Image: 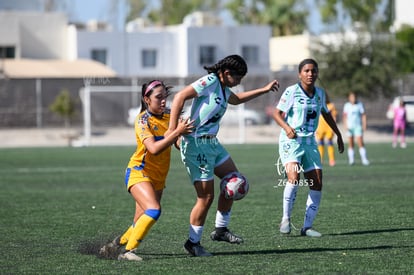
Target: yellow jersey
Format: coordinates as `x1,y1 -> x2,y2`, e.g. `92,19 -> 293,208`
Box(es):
127,110 -> 171,185
317,102 -> 337,133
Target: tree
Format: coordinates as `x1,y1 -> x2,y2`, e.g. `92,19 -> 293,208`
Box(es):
226,0 -> 308,36
318,0 -> 393,32
49,89 -> 77,146
312,34 -> 398,98
49,88 -> 76,127
395,25 -> 414,73
125,0 -> 146,23
126,0 -> 220,25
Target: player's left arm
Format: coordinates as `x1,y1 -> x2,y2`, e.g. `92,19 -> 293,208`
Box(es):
322,111 -> 344,153
228,80 -> 279,105
144,118 -> 193,155
361,113 -> 367,131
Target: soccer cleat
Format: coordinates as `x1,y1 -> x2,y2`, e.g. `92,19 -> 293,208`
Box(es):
184,240 -> 212,257
301,228 -> 322,237
329,160 -> 336,167
279,219 -> 291,234
362,159 -> 370,166
117,250 -> 143,261
99,236 -> 122,259
210,228 -> 243,244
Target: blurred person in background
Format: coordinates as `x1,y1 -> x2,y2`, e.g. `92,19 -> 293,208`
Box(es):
316,94 -> 338,166
342,92 -> 369,165
392,99 -> 407,148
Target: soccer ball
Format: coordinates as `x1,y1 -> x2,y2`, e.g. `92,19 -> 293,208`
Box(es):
220,172 -> 249,201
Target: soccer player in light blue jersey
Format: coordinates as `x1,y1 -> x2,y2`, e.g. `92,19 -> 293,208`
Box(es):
343,92 -> 370,165
168,54 -> 280,256
273,59 -> 344,237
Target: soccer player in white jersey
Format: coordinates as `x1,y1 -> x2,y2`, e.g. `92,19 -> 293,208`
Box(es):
273,58 -> 344,237
168,54 -> 280,256
342,92 -> 370,165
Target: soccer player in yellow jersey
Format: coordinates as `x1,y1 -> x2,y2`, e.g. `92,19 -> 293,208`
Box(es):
99,80 -> 193,261
316,95 -> 338,166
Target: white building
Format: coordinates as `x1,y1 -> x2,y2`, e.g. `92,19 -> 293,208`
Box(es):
76,24 -> 272,77
0,11 -> 69,59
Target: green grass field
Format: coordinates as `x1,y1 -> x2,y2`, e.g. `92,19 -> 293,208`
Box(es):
0,143 -> 413,274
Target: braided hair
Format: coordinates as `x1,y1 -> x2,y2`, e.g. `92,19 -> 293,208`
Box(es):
203,54 -> 248,76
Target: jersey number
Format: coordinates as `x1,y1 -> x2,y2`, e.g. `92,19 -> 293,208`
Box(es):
197,154 -> 207,164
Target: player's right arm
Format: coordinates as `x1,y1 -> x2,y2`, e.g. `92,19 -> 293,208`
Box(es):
273,88 -> 296,139
168,85 -> 197,133
273,109 -> 296,139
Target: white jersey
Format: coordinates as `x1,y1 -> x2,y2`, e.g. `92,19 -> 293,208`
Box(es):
186,73 -> 231,137
343,101 -> 365,129
277,83 -> 328,145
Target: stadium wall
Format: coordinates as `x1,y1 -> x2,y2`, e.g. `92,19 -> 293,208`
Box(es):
0,73 -> 413,128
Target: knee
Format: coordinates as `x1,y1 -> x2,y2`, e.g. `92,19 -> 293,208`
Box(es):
198,193 -> 214,208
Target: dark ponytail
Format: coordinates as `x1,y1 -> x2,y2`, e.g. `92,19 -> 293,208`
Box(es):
203,54 -> 248,76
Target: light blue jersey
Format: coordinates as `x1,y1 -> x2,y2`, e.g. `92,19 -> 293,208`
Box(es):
277,83 -> 328,145
343,101 -> 365,129
186,73 -> 231,137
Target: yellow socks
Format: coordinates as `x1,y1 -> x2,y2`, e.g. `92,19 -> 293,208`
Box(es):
327,145 -> 335,164
318,145 -> 325,161
119,225 -> 133,245
125,209 -> 161,251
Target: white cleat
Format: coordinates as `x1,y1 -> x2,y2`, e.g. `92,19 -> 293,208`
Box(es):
117,250 -> 143,261
279,219 -> 291,234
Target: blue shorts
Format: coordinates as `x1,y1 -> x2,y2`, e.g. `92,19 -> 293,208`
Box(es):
180,136 -> 230,183
347,126 -> 363,137
279,139 -> 322,172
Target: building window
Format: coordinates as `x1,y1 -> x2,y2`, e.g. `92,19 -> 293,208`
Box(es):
0,46 -> 16,58
142,49 -> 157,68
242,45 -> 259,65
199,46 -> 216,65
91,49 -> 107,64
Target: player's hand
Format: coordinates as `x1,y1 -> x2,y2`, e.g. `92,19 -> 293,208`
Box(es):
265,80 -> 280,93
177,117 -> 194,135
337,136 -> 344,153
285,126 -> 297,139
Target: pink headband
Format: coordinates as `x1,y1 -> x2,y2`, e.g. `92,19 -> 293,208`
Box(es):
144,81 -> 163,96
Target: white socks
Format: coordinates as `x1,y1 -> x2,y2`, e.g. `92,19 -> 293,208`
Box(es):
189,225 -> 203,243
348,148 -> 354,164
215,210 -> 231,228
348,147 -> 369,165
189,211 -> 232,243
359,147 -> 369,165
303,190 -> 322,229
282,183 -> 298,221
